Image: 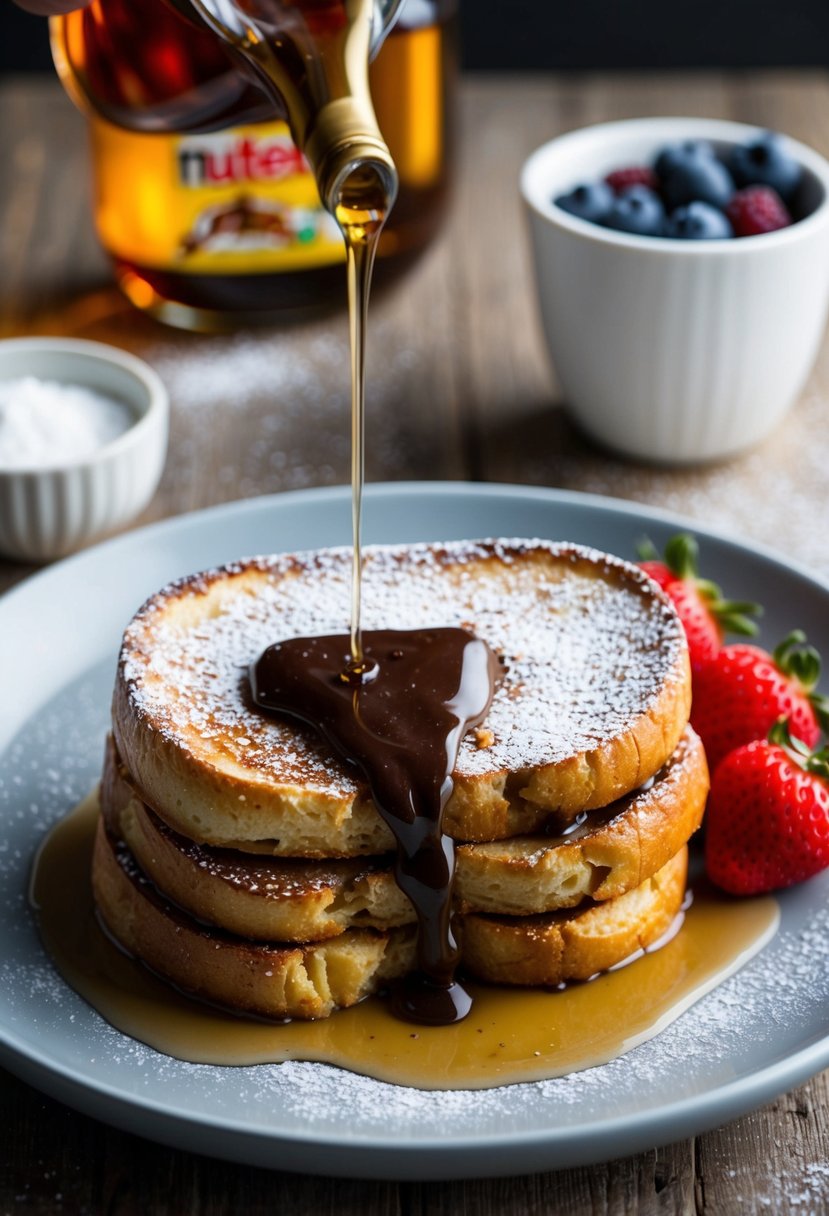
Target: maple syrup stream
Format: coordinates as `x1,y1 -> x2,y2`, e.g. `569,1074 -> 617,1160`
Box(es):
336,168 -> 386,677
246,76 -> 500,1020
251,182 -> 501,1021
141,0 -> 495,1022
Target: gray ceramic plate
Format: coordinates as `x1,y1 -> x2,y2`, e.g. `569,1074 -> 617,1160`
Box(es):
1,483 -> 828,1181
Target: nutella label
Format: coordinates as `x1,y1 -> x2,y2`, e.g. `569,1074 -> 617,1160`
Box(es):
176,130 -> 305,187
90,119 -> 345,273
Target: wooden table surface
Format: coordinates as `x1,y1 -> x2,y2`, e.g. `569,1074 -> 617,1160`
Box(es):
1,71 -> 829,1215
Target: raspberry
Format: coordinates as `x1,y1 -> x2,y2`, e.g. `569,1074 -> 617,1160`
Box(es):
605,166 -> 659,195
727,186 -> 792,237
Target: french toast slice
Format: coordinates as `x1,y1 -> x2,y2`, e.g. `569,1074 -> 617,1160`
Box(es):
454,728 -> 703,915
458,847 -> 688,987
92,819 -> 688,1019
113,540 -> 691,855
92,817 -> 415,1021
101,727 -> 706,941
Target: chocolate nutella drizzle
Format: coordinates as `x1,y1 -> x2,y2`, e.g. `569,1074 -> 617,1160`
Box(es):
250,627 -> 500,1024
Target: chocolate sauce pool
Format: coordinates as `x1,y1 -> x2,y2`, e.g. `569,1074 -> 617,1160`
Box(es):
250,627 -> 500,1024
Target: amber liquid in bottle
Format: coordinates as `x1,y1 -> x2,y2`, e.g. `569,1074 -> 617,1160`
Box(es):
51,0 -> 455,328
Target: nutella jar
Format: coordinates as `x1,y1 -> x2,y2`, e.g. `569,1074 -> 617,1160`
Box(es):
51,0 -> 457,329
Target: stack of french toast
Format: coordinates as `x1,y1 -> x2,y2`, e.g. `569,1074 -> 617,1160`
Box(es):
93,539 -> 708,1020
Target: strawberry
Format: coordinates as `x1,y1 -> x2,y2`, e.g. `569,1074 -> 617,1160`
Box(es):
691,630 -> 829,774
705,719 -> 829,894
638,533 -> 761,672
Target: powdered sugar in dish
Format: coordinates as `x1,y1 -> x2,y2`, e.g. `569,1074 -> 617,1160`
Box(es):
0,377 -> 133,469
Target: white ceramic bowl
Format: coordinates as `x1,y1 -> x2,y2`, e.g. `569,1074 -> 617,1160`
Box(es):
521,117 -> 829,464
0,338 -> 168,561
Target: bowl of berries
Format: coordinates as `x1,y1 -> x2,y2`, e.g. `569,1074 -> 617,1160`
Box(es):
521,117 -> 829,463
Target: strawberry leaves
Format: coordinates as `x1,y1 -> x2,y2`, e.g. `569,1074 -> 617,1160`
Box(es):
637,533 -> 761,672
640,533 -> 762,638
768,716 -> 829,780
772,631 -> 829,733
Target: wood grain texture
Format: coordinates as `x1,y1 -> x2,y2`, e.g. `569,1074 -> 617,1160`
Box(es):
1,71 -> 829,1215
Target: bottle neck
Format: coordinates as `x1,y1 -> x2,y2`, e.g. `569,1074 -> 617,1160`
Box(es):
304,98 -> 398,217
234,0 -> 398,218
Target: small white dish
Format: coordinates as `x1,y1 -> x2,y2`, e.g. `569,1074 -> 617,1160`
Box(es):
0,337 -> 168,561
521,117 -> 829,464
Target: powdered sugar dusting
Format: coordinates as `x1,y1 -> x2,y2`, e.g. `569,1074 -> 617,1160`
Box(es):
729,1158 -> 829,1213
1,585 -> 827,1166
120,539 -> 686,796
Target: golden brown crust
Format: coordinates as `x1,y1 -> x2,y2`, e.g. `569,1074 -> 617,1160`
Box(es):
458,848 -> 688,987
455,727 -> 706,914
113,777 -> 413,943
92,817 -> 417,1021
113,541 -> 691,854
102,728 -> 706,940
93,820 -> 690,1017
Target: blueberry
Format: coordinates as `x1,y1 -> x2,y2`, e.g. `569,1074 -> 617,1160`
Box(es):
554,181 -> 614,224
728,132 -> 802,203
602,185 -> 666,236
654,139 -> 716,180
661,154 -> 735,211
665,202 -> 734,240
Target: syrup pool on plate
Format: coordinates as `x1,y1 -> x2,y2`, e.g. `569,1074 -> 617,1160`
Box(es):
31,792 -> 779,1090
